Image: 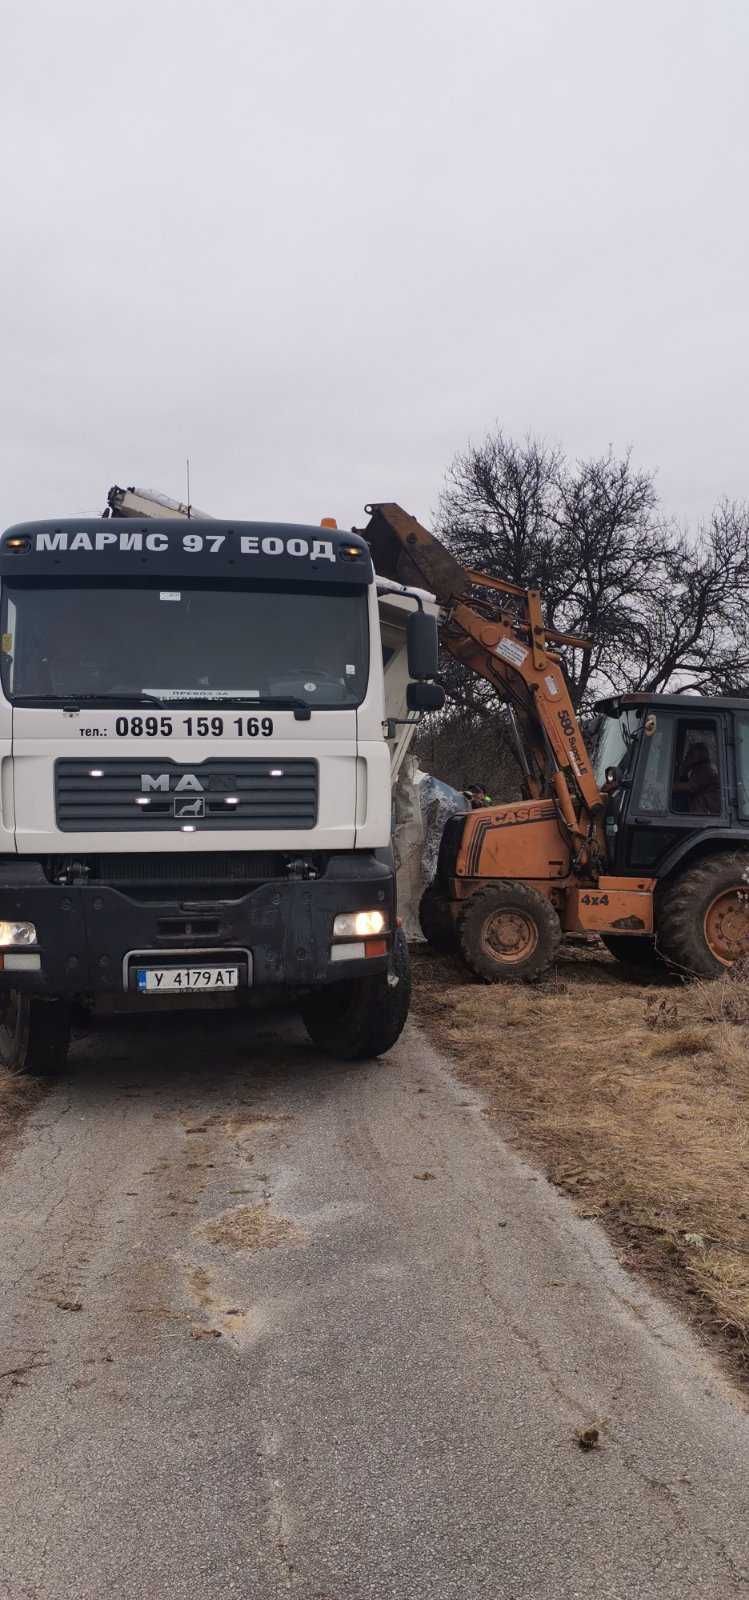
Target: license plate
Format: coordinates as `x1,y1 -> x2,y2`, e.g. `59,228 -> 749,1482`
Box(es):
136,966 -> 239,993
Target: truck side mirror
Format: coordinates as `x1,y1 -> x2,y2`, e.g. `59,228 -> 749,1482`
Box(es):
407,681 -> 445,712
406,610 -> 439,680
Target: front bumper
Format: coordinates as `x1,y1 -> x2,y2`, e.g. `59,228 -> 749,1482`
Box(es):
0,856 -> 394,995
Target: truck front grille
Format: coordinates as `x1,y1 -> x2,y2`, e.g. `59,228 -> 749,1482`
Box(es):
50,852 -> 284,885
54,758 -> 319,833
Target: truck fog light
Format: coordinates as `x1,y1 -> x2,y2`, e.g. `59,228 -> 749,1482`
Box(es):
3,953 -> 41,972
333,910 -> 386,939
331,942 -> 365,962
0,921 -> 37,947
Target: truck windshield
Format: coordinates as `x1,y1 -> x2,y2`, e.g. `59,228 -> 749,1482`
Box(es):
0,579 -> 369,708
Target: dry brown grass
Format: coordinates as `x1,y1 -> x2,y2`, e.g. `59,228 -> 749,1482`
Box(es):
411,943 -> 749,1375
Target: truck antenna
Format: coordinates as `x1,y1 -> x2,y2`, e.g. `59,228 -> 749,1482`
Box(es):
186,457 -> 191,519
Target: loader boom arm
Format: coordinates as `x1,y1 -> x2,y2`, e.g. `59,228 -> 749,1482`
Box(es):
362,502 -> 605,851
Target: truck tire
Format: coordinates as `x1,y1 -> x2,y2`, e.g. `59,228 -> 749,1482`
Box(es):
601,935 -> 665,971
0,993 -> 71,1076
458,881 -> 561,983
301,930 -> 412,1060
418,885 -> 458,954
657,851 -> 749,978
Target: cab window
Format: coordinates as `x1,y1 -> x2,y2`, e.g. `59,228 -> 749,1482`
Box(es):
592,708 -> 639,785
637,716 -> 675,813
735,717 -> 749,818
637,714 -> 722,817
670,722 -> 721,816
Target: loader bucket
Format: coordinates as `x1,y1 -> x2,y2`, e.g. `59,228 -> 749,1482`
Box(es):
362,503 -> 469,605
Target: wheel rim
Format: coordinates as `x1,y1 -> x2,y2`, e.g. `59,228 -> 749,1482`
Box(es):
704,886 -> 749,966
481,909 -> 538,966
0,991 -> 23,1065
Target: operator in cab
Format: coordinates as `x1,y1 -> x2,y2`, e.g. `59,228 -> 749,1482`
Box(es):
672,741 -> 721,816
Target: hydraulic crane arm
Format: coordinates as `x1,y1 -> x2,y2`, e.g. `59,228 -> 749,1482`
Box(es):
362,502 -> 605,850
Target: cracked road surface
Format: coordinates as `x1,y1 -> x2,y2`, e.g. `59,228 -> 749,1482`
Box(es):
0,1009 -> 747,1598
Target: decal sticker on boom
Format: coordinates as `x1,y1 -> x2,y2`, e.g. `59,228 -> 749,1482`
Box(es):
494,638 -> 528,668
557,708 -> 589,776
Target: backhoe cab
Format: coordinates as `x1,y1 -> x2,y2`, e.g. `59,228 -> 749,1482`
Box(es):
363,504 -> 749,983
592,693 -> 749,976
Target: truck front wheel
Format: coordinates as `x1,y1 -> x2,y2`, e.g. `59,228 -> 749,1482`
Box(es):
0,993 -> 71,1076
301,930 -> 412,1061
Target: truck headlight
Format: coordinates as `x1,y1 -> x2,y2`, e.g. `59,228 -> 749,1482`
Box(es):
333,910 -> 386,938
0,921 -> 37,947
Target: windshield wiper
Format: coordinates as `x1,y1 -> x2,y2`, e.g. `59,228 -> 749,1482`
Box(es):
247,696 -> 312,720
12,692 -> 165,710
155,694 -> 314,719
241,695 -> 312,716
10,690 -> 317,718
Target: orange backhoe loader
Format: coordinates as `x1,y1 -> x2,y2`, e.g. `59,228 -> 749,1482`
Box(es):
364,503 -> 749,982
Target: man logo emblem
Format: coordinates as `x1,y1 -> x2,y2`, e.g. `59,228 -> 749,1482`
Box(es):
141,773 -> 204,793
173,797 -> 205,819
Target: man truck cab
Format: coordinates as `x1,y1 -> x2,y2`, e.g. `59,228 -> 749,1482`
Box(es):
0,516 -> 442,1072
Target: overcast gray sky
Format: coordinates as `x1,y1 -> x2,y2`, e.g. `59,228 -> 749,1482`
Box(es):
2,0 -> 747,534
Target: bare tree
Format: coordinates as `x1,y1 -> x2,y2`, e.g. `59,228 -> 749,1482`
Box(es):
549,452 -> 669,703
423,432 -> 749,792
437,431 -> 749,707
438,432 -> 668,708
618,501 -> 749,696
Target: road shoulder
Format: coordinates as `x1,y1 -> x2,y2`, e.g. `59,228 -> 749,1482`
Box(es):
411,942 -> 749,1393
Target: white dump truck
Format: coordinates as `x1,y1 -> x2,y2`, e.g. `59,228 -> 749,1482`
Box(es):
0,501 -> 442,1072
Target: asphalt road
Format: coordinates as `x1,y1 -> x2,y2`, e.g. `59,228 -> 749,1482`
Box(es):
0,1008 -> 747,1600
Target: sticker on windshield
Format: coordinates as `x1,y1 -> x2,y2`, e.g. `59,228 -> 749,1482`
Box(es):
159,591 -> 181,602
144,687 -> 259,701
304,682 -> 317,692
345,664 -> 356,675
1,633 -> 12,653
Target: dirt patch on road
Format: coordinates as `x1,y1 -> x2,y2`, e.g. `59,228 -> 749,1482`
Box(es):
201,1204 -> 303,1252
411,943 -> 749,1383
222,1111 -> 294,1135
0,1071 -> 45,1160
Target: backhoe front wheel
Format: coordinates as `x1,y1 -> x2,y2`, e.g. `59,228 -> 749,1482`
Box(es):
0,993 -> 71,1076
301,930 -> 412,1060
458,882 -> 561,983
658,852 -> 749,977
